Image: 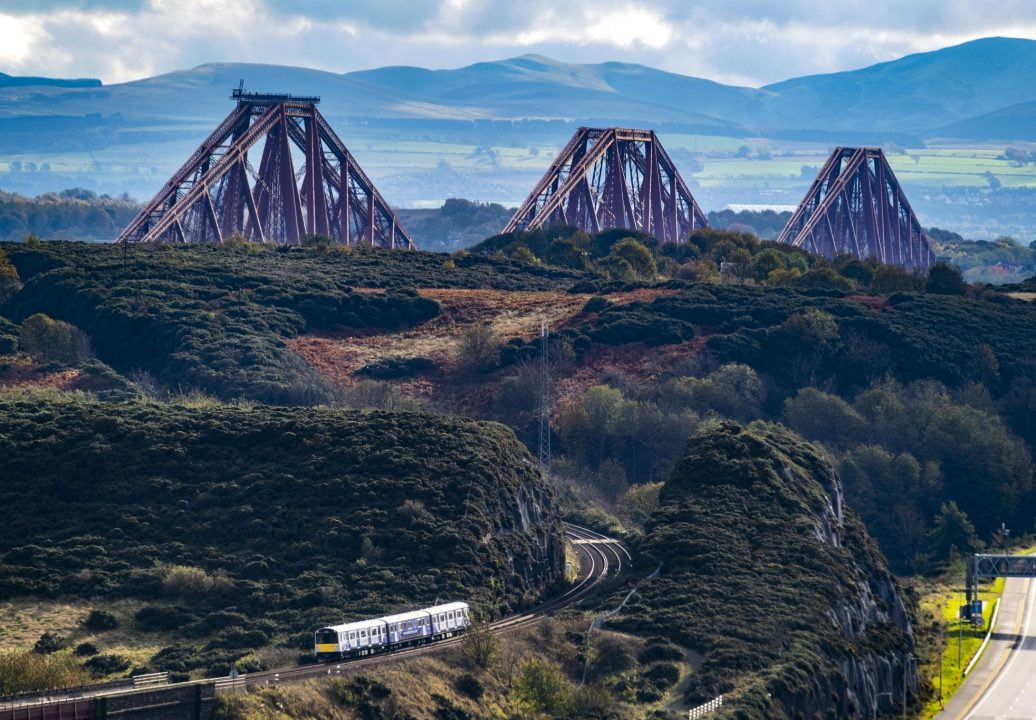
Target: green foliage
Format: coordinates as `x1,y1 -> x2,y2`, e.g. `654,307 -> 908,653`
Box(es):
454,673 -> 484,700
17,313 -> 92,365
788,380 -> 1032,571
511,657 -> 572,716
33,632 -> 66,655
0,189 -> 139,242
84,653 -> 131,677
0,649 -> 89,694
462,619 -> 499,669
75,642 -> 98,657
0,396 -> 563,674
84,609 -> 119,632
609,238 -> 656,279
928,501 -> 982,561
456,322 -> 499,373
616,423 -> 916,718
926,262 -> 968,295
0,247 -> 20,304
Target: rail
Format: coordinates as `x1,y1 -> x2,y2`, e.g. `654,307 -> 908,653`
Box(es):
1,524 -> 627,713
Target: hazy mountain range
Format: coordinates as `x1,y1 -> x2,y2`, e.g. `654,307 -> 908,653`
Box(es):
1,36 -> 1035,147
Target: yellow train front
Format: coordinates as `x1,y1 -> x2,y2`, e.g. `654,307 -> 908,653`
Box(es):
314,601 -> 469,662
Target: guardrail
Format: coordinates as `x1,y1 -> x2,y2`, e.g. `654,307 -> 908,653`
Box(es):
129,673 -> 168,689
688,695 -> 724,719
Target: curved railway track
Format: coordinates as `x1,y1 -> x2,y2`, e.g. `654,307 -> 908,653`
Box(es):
0,522 -> 629,710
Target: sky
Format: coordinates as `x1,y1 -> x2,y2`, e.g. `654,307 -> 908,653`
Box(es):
1,0 -> 1035,86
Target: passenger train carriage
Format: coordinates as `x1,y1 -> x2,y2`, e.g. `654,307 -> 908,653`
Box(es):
314,601 -> 470,661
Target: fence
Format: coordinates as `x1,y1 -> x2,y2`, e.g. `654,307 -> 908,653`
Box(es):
688,695 -> 723,719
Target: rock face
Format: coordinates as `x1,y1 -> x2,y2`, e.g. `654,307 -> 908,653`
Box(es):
616,422 -> 917,719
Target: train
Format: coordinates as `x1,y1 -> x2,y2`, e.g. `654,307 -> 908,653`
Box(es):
313,601 -> 470,661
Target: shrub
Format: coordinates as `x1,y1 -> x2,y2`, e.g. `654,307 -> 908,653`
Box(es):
462,620 -> 498,669
455,322 -> 499,373
33,632 -> 66,655
75,643 -> 99,657
454,672 -> 484,700
84,609 -> 119,632
512,658 -> 572,716
17,313 -> 92,365
84,653 -> 131,677
926,262 -> 967,295
162,565 -> 220,601
135,605 -> 196,632
637,641 -> 684,664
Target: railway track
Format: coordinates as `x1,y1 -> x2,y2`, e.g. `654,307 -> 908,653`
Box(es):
0,521 -> 629,710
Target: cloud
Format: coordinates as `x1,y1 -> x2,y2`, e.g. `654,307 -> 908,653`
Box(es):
0,0 -> 1034,85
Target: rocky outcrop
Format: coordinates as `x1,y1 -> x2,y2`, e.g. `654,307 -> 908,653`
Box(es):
614,422 -> 917,719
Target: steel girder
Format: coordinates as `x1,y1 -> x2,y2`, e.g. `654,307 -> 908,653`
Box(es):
503,127 -> 707,243
777,147 -> 934,271
117,92 -> 413,249
966,554 -> 1036,602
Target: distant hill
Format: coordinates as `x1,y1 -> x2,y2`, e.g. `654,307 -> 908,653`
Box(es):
1,37 -> 1034,138
0,72 -> 100,89
932,99 -> 1036,141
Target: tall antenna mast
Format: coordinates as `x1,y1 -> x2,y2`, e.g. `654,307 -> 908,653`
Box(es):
538,321 -> 551,476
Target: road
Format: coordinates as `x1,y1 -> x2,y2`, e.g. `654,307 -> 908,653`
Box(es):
0,521 -> 629,711
939,573 -> 1035,720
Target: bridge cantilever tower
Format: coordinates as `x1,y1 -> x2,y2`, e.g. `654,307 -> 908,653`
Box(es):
503,127 -> 707,243
777,147 -> 934,271
118,86 -> 413,248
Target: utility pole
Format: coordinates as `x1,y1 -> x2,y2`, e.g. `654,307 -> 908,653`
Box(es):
1002,522 -> 1010,556
537,321 -> 551,477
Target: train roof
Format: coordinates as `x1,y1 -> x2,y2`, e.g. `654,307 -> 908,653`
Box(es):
319,618 -> 386,633
379,608 -> 431,624
425,602 -> 469,613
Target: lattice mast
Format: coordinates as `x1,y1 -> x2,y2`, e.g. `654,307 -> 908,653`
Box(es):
538,321 -> 551,477
777,147 -> 934,271
503,127 -> 707,243
118,84 -> 413,248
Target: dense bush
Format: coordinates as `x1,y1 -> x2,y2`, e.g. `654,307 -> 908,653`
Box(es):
84,653 -> 131,677
84,609 -> 118,632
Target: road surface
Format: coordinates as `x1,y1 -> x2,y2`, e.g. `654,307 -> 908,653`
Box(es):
938,573 -> 1035,720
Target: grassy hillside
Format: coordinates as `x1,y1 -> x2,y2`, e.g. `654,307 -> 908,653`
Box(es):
616,422 -> 917,719
0,395 -> 564,676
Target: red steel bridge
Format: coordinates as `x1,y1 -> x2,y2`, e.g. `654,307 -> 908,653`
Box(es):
502,127 -> 708,243
777,147 -> 935,271
117,86 -> 413,248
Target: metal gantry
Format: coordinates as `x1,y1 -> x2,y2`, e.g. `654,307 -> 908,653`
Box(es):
117,86 -> 413,248
777,147 -> 934,271
966,553 -> 1036,602
503,127 -> 707,243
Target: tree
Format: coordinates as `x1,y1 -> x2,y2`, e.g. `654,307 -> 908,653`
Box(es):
928,501 -> 981,562
926,262 -> 967,295
752,248 -> 786,281
462,618 -> 498,669
17,313 -> 92,365
609,238 -> 656,279
615,482 -> 663,527
0,248 -> 20,304
456,322 -> 499,373
512,658 -> 572,716
782,388 -> 867,447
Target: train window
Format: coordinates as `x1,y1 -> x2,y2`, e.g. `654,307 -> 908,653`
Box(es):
316,629 -> 337,644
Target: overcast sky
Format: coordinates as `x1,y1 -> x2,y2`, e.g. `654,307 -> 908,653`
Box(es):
1,0 -> 1035,86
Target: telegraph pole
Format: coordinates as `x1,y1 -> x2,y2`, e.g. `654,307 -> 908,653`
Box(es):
537,321 -> 551,477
